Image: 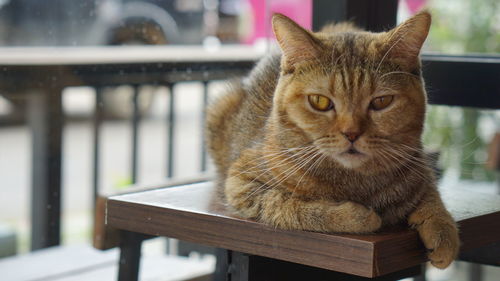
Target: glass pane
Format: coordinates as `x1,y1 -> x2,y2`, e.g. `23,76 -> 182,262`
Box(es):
0,0 -> 313,47
423,106 -> 500,183
398,0 -> 499,188
398,0 -> 500,55
0,0 -> 207,46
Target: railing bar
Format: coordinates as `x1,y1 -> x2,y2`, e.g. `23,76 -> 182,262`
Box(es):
131,85 -> 140,184
166,83 -> 175,178
92,87 -> 104,211
200,81 -> 209,172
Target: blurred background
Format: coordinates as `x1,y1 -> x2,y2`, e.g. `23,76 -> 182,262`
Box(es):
0,0 -> 498,280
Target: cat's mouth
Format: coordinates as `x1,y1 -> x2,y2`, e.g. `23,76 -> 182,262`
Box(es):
346,148 -> 361,155
341,145 -> 365,156
334,147 -> 368,169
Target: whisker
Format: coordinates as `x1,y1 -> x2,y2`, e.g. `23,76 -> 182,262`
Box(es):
293,151 -> 326,193
228,145 -> 315,179
383,146 -> 434,184
377,148 -> 408,183
263,149 -> 321,191
239,147 -> 319,201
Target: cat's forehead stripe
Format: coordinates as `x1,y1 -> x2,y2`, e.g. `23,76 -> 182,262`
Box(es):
340,65 -> 349,91
356,69 -> 366,91
306,76 -> 330,94
343,33 -> 356,54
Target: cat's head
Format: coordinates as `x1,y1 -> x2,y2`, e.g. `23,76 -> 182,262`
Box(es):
271,11 -> 431,174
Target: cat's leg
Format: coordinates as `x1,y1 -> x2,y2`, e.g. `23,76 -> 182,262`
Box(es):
408,188 -> 460,268
224,164 -> 382,233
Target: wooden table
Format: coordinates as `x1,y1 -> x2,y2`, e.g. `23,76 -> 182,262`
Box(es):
106,181 -> 500,281
0,46 -> 262,250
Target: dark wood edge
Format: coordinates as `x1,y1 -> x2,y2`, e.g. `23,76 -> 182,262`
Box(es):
230,251 -> 421,281
459,242 -> 500,266
457,211 -> 500,252
107,197 -> 378,277
372,229 -> 426,276
93,196 -> 120,250
92,174 -> 214,250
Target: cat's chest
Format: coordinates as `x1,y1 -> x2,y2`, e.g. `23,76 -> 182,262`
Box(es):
315,173 -> 405,209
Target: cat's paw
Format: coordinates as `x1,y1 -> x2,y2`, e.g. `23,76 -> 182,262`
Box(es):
335,201 -> 382,233
418,218 -> 460,269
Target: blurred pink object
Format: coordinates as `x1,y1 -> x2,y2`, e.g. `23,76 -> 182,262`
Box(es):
404,0 -> 427,14
244,0 -> 312,44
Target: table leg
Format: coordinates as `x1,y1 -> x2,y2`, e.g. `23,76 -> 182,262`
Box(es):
118,231 -> 144,281
28,88 -> 63,250
224,251 -> 421,281
469,263 -> 483,281
213,248 -> 230,281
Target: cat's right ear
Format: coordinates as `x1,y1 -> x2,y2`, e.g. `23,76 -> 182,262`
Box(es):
272,13 -> 322,71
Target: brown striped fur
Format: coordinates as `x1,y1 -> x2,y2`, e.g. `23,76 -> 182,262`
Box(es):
206,11 -> 459,268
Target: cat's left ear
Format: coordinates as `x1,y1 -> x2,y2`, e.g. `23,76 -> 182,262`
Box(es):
383,10 -> 431,69
272,13 -> 322,71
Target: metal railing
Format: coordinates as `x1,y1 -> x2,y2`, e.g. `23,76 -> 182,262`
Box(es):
91,82 -> 212,211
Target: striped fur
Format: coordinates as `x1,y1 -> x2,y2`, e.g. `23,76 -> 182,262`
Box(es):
206,11 -> 458,268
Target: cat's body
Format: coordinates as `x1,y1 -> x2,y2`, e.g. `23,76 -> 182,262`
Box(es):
206,11 -> 459,268
208,51 -> 426,225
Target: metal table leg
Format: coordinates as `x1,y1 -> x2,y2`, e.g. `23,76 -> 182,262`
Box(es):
118,231 -> 144,281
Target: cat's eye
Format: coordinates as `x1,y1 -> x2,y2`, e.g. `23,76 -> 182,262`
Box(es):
370,95 -> 394,110
308,95 -> 334,111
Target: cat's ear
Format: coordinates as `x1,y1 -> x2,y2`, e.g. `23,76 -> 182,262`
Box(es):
272,13 -> 322,71
382,10 -> 431,69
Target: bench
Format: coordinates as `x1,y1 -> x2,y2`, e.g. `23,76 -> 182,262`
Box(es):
0,244 -> 214,281
105,181 -> 500,281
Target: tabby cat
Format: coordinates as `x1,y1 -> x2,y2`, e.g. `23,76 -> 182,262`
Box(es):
206,11 -> 459,268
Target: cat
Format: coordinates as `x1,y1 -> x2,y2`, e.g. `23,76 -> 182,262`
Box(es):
206,11 -> 459,269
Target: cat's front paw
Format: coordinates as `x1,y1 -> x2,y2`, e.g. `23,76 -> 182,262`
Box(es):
335,201 -> 382,233
418,218 -> 460,268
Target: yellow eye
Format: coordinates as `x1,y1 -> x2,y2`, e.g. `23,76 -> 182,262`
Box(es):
370,95 -> 394,110
308,95 -> 334,111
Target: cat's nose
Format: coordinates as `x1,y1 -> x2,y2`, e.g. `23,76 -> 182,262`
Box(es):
342,131 -> 361,143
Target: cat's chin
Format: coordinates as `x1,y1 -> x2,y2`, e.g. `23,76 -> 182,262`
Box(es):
334,151 -> 369,169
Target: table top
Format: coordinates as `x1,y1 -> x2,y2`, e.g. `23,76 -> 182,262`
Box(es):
0,46 -> 264,89
106,181 -> 500,278
0,45 -> 266,66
